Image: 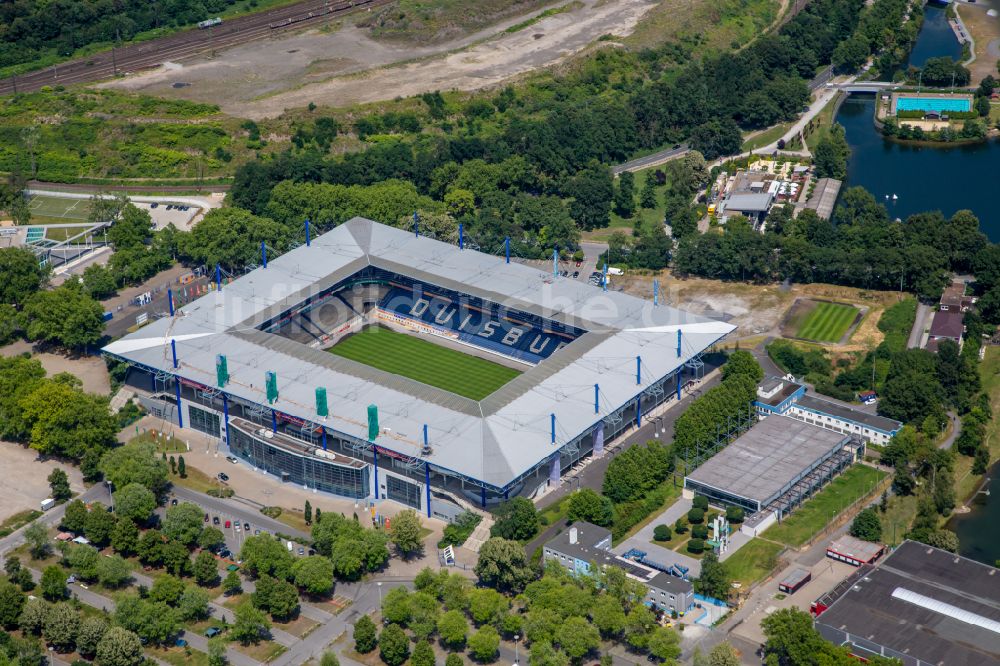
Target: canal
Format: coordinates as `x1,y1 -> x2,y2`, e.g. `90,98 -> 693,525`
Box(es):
907,3 -> 962,69
949,465 -> 999,566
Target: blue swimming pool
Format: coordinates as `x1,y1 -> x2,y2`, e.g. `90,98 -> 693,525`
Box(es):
896,96 -> 971,113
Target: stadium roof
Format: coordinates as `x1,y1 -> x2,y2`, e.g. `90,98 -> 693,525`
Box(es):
815,540 -> 1000,666
104,218 -> 733,488
685,415 -> 848,506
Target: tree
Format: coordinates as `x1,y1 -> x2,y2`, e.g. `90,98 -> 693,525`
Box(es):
178,207 -> 291,272
208,637 -> 228,666
813,123 -> 850,180
647,626 -> 681,663
62,499 -> 88,534
304,501 -> 312,525
114,597 -> 178,645
410,640 -> 435,666
694,553 -> 730,601
438,609 -> 469,648
44,602 -> 80,652
194,550 -> 220,587
231,602 -> 271,645
687,508 -> 705,524
82,264 -> 118,300
564,163 -> 614,231
567,489 -> 614,528
490,498 -> 539,541
652,524 -> 672,542
240,535 -> 295,580
378,624 -> 409,666
115,483 -> 156,524
722,350 -> 763,384
725,506 -> 744,524
614,172 -> 636,218
292,556 -> 334,596
20,281 -> 105,350
468,588 -> 507,626
84,503 -> 116,546
24,522 -> 50,560
252,574 -> 299,621
149,574 -> 185,606
100,442 -> 170,498
446,654 -> 465,666
77,617 -> 109,658
163,502 -> 204,546
381,587 -> 412,626
850,508 -> 883,542
199,526 -> 226,552
48,468 -> 72,501
40,565 -> 68,602
177,455 -> 186,478
624,604 -> 656,650
640,171 -> 658,209
688,118 -> 742,160
96,554 -> 131,588
18,598 -> 50,635
0,247 -> 46,306
223,570 -> 242,596
475,538 -> 533,593
96,627 -> 145,666
556,616 -> 600,662
468,625 -> 500,662
111,518 -> 140,556
832,33 -> 869,72
177,587 -> 211,622
388,509 -> 423,558
67,544 -> 100,582
320,650 -> 341,666
20,381 -> 117,463
0,579 -> 26,629
354,614 -> 378,653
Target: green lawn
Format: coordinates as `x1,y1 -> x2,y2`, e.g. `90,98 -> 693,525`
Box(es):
723,538 -> 783,587
741,120 -> 795,152
763,465 -> 887,547
328,325 -> 521,400
0,509 -> 43,538
796,301 -> 859,343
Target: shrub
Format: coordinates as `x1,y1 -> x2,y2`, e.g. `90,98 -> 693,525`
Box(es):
687,508 -> 705,524
687,539 -> 705,554
691,525 -> 708,540
673,518 -> 688,535
692,496 -> 709,511
260,507 -> 282,519
207,488 -> 234,499
725,506 -> 745,524
652,525 -> 671,542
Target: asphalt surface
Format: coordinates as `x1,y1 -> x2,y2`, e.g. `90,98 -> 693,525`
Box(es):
907,303 -> 932,349
0,0 -> 392,96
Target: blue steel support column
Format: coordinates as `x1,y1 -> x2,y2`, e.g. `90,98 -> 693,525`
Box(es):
635,396 -> 641,428
167,289 -> 174,316
553,248 -> 558,277
171,339 -> 178,369
424,462 -> 432,518
215,264 -> 222,291
459,223 -> 464,250
321,428 -> 327,451
174,379 -> 184,429
270,409 -> 277,433
636,356 -> 641,385
677,329 -> 682,357
261,242 -> 267,268
653,279 -> 659,306
150,373 -> 156,392
551,413 -> 556,444
373,448 -> 380,500
602,263 -> 608,292
594,383 -> 599,414
676,372 -> 682,400
305,219 -> 311,246
222,393 -> 230,446
413,212 -> 419,238
480,486 -> 486,509
505,237 -> 510,263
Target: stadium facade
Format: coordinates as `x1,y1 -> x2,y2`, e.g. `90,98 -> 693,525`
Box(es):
103,218 -> 732,520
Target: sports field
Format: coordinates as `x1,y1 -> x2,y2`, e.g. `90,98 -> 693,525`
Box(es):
327,326 -> 521,401
795,301 -> 859,343
26,195 -> 93,226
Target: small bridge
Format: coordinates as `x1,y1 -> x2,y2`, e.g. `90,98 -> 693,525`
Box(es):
831,82 -> 898,93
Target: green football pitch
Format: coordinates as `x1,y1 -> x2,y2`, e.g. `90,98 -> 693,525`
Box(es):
327,326 -> 521,400
796,301 -> 859,343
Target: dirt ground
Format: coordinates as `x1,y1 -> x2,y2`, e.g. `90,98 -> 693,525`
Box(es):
0,341 -> 111,395
616,273 -> 907,352
103,0 -> 658,118
0,443 -> 85,523
957,2 -> 1000,83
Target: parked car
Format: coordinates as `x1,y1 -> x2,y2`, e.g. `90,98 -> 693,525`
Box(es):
204,513 -> 209,522
150,202 -> 158,209
67,575 -> 77,584
253,529 -> 260,536
226,456 -> 238,464
218,472 -> 229,482
166,205 -> 173,210
243,522 -> 250,531
205,628 -> 222,638
224,520 -> 231,528
170,498 -> 178,506
572,271 -> 579,278
213,516 -> 220,525
298,547 -> 305,556
235,523 -> 241,532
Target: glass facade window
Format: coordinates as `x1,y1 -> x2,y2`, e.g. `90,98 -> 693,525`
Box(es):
386,474 -> 421,510
229,426 -> 369,499
189,405 -> 221,437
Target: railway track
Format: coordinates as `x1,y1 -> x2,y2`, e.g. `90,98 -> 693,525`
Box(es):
0,0 -> 393,96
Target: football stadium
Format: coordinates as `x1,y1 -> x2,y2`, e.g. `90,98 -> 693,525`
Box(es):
103,218 -> 733,520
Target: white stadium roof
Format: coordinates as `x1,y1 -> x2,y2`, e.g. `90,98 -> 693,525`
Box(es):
104,218 -> 734,488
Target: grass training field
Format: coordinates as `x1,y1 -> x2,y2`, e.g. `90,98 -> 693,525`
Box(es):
328,325 -> 521,400
723,537 -> 783,587
26,194 -> 93,226
795,300 -> 859,343
763,464 -> 887,547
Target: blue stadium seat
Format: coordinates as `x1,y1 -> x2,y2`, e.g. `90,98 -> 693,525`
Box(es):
379,286 -> 578,364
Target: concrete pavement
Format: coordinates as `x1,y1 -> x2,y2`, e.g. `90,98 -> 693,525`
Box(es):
907,303 -> 932,349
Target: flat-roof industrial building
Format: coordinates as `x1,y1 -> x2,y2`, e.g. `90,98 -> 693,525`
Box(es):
683,415 -> 861,535
813,540 -> 1000,666
103,218 -> 732,519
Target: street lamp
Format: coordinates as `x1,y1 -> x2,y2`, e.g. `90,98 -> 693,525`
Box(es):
513,635 -> 519,665
377,581 -> 383,608
105,481 -> 114,514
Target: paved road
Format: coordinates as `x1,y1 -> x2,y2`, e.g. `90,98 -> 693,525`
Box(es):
612,144 -> 689,175
170,484 -> 311,540
0,484 -> 105,562
907,303 -> 932,349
